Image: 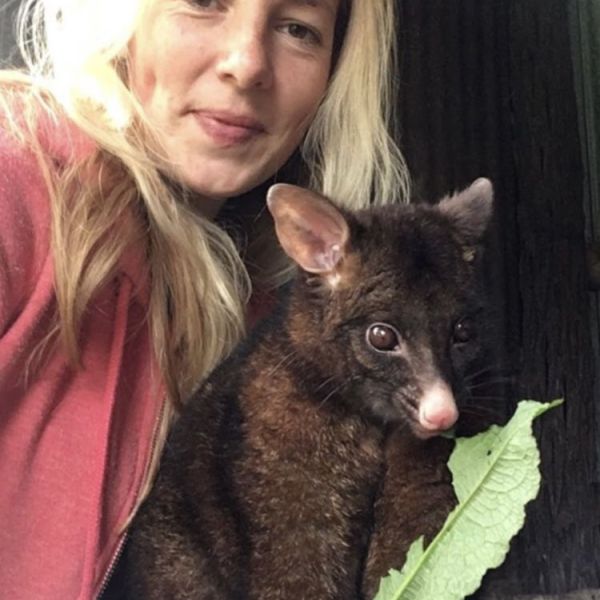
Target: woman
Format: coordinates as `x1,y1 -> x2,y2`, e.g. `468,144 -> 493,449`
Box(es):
0,0 -> 408,597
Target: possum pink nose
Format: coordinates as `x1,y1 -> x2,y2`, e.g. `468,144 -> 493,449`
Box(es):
418,382 -> 459,431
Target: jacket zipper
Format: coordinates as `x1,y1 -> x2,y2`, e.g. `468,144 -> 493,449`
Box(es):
96,395 -> 168,599
96,531 -> 128,599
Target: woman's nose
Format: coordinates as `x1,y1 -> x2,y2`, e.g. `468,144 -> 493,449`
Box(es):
215,22 -> 274,91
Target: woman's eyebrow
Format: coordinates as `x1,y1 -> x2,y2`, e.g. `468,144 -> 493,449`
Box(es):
286,0 -> 337,18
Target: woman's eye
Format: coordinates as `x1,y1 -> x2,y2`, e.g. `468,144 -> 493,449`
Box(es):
191,0 -> 220,9
282,22 -> 321,45
453,318 -> 474,344
366,323 -> 401,353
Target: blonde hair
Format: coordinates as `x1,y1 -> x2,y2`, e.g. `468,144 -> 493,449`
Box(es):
5,0 -> 408,519
12,0 -> 251,409
304,0 -> 409,206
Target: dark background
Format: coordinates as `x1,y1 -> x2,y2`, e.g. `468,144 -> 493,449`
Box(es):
1,1 -> 599,597
394,1 -> 600,598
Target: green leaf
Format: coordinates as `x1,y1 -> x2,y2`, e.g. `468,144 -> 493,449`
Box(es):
373,399 -> 563,600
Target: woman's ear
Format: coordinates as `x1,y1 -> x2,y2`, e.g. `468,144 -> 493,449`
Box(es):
266,183 -> 349,274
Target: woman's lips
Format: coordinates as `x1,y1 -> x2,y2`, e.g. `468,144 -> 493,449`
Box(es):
194,110 -> 266,146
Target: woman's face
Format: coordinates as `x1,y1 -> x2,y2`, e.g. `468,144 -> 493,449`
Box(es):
129,0 -> 339,202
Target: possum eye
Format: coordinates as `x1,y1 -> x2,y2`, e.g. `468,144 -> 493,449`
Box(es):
453,318 -> 474,344
366,323 -> 401,352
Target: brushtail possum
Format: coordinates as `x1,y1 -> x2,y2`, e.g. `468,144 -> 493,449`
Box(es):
125,179 -> 494,599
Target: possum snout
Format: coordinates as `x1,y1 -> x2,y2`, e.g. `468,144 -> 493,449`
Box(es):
415,381 -> 458,438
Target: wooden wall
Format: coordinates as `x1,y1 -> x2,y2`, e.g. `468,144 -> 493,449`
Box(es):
396,0 -> 600,596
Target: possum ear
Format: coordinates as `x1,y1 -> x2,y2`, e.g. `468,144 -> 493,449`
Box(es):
438,178 -> 494,244
266,184 -> 349,274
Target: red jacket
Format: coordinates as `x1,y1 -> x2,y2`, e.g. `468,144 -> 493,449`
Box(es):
0,116 -> 164,598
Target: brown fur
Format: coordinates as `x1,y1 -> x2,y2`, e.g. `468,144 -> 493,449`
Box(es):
362,433 -> 456,598
126,331 -> 386,599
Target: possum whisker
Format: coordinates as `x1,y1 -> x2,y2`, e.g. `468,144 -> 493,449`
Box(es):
266,349 -> 300,377
467,394 -> 507,402
318,381 -> 348,409
315,376 -> 337,392
459,405 -> 506,422
317,375 -> 362,410
464,365 -> 515,383
466,376 -> 514,390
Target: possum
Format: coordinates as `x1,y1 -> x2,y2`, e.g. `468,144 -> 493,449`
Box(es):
124,178 -> 494,600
